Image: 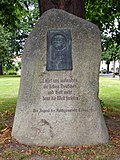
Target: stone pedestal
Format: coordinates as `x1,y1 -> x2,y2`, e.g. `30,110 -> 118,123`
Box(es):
12,9 -> 109,146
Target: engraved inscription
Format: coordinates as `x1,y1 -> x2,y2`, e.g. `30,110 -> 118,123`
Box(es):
40,78 -> 79,101
47,29 -> 72,71
32,77 -> 97,114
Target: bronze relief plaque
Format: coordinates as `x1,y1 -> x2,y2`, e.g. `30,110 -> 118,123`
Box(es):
47,29 -> 72,71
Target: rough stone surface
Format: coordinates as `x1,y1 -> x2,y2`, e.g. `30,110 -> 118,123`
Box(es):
12,9 -> 109,146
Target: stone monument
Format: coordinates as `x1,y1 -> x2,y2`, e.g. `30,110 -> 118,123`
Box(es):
12,9 -> 109,146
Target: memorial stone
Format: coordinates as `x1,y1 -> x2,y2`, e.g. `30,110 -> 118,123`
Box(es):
12,9 -> 109,146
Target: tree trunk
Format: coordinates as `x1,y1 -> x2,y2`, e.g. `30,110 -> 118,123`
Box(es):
0,64 -> 3,75
38,0 -> 42,16
113,59 -> 116,78
39,0 -> 85,18
118,60 -> 120,80
106,61 -> 110,74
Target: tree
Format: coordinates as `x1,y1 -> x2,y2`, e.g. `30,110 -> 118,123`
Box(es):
108,44 -> 120,77
38,0 -> 85,18
0,0 -> 39,75
0,26 -> 10,75
86,0 -> 120,76
101,35 -> 112,73
0,25 -> 23,75
102,41 -> 120,77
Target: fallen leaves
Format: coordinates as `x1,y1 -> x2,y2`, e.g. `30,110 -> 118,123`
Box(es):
0,113 -> 120,160
0,123 -> 11,145
109,129 -> 120,147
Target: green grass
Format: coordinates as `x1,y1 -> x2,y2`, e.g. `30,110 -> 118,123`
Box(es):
99,77 -> 120,112
2,149 -> 30,160
0,75 -> 20,112
0,75 -> 120,113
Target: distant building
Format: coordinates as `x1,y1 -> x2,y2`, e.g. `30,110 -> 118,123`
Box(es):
100,60 -> 119,73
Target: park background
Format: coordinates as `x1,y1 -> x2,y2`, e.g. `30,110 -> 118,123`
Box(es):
0,0 -> 120,159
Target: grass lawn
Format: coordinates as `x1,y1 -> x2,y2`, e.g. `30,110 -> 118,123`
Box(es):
99,77 -> 120,113
0,75 -> 20,112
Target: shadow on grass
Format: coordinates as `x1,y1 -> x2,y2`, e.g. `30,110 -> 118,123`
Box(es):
0,75 -> 21,78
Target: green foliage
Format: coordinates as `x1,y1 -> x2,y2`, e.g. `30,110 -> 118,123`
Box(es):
17,62 -> 21,69
0,0 -> 39,30
0,0 -> 29,30
7,69 -> 17,75
86,0 -> 120,63
100,99 -> 105,108
85,0 -> 120,32
0,0 -> 39,74
0,25 -> 15,74
0,25 -> 22,74
0,26 -> 12,64
102,42 -> 120,61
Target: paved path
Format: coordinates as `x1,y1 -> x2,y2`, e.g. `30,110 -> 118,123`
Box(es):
99,73 -> 120,79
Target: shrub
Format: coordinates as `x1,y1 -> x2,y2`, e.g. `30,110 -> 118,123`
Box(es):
7,69 -> 17,75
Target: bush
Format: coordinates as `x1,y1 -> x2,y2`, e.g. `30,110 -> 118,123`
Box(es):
100,99 -> 105,108
7,69 -> 17,75
101,69 -> 107,74
115,72 -> 119,75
